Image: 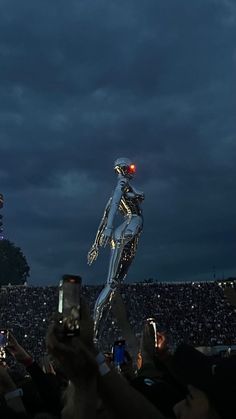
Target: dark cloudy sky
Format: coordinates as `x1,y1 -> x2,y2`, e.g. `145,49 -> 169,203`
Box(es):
0,0 -> 236,285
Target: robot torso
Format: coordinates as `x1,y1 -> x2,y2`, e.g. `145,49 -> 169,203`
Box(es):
118,179 -> 144,218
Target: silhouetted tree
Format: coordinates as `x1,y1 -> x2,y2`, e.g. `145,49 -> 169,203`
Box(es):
0,239 -> 30,285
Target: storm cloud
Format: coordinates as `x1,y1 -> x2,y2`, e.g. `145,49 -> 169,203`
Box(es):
0,0 -> 235,284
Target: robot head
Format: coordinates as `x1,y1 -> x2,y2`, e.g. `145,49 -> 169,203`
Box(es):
114,158 -> 136,178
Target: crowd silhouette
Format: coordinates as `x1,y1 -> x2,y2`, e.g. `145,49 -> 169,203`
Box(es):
0,280 -> 235,419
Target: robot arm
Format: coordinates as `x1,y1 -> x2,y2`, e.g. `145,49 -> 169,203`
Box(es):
103,178 -> 127,236
106,179 -> 125,229
88,178 -> 126,264
87,198 -> 112,265
100,178 -> 126,247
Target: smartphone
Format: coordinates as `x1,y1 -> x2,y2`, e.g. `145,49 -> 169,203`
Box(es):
113,340 -> 126,366
146,318 -> 159,348
58,274 -> 82,334
0,330 -> 9,348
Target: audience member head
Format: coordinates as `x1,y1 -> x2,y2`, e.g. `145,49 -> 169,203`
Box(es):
172,344 -> 236,419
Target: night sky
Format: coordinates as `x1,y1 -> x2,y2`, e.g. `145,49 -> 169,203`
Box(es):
0,0 -> 236,285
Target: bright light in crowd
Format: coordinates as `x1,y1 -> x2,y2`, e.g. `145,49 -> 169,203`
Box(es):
24,334 -> 28,338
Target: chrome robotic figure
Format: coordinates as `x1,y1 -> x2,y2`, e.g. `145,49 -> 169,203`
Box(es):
88,158 -> 144,341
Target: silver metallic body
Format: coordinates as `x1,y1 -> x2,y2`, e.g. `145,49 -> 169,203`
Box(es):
88,158 -> 144,340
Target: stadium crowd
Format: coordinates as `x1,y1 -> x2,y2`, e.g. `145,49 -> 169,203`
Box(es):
0,280 -> 236,419
1,282 -> 236,357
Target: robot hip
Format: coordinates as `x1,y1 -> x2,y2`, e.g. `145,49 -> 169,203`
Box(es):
114,215 -> 143,243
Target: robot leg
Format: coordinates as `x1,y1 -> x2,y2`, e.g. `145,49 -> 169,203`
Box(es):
93,248 -> 120,343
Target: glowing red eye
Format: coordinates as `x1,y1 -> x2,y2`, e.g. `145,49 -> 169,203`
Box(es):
129,164 -> 136,173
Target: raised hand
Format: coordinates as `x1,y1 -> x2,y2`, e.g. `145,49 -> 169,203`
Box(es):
87,244 -> 99,265
0,365 -> 16,395
46,298 -> 97,385
7,332 -> 32,364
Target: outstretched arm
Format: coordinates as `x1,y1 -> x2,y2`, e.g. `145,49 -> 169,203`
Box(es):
88,177 -> 127,263
112,291 -> 138,359
87,197 -> 112,265
106,178 -> 126,229
99,177 -> 126,248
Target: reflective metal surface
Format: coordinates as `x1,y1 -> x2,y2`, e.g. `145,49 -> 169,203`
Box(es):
88,158 -> 144,341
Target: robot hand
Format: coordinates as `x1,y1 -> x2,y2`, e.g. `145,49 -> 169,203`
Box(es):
100,226 -> 113,247
87,244 -> 99,265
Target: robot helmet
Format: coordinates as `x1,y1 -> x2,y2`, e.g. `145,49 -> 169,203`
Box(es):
114,157 -> 136,178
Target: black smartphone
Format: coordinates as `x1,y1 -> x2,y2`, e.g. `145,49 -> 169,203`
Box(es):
0,330 -> 9,360
58,274 -> 82,334
0,330 -> 9,348
146,318 -> 159,348
113,340 -> 126,366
